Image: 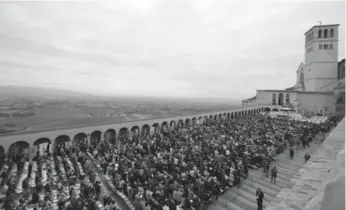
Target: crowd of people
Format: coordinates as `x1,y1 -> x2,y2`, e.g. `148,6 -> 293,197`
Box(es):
84,114 -> 341,210
0,113 -> 342,210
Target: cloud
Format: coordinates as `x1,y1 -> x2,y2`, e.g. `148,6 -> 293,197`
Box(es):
0,0 -> 344,100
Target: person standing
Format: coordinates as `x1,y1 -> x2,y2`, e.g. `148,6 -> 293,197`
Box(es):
289,147 -> 294,160
256,188 -> 264,210
271,167 -> 277,184
304,153 -> 311,163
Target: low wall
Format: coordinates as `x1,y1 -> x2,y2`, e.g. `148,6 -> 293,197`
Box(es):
268,118 -> 345,210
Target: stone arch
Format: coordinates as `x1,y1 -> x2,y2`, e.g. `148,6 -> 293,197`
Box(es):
177,119 -> 184,128
0,146 -> 5,169
169,121 -> 176,130
55,135 -> 70,146
318,29 -> 322,38
90,130 -> 102,145
214,115 -> 218,121
324,29 -> 328,38
104,129 -> 116,145
8,141 -> 30,161
285,93 -> 290,105
185,118 -> 190,128
264,107 -> 271,112
209,115 -> 213,121
119,127 -> 129,139
231,112 -> 234,118
272,108 -> 279,112
161,121 -> 169,133
33,137 -> 51,146
152,123 -> 160,134
198,117 -> 203,124
278,93 -> 284,106
272,93 -> 277,105
131,126 -> 140,139
219,114 -> 222,122
192,117 -> 197,125
73,133 -> 88,147
33,138 -> 51,155
234,112 -> 237,118
227,112 -> 230,120
204,116 -> 208,124
330,29 -> 334,38
142,124 -> 150,136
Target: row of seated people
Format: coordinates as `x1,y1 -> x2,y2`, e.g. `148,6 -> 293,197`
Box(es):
84,115 -> 337,210
0,142 -> 120,210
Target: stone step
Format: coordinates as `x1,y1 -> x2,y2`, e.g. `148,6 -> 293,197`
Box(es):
249,173 -> 283,192
225,188 -> 258,210
241,183 -> 275,204
244,178 -> 279,199
237,185 -> 271,208
213,194 -> 245,210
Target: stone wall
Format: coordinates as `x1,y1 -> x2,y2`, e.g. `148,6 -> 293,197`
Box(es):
268,118 -> 345,210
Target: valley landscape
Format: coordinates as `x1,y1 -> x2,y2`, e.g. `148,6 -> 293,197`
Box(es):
0,86 -> 241,134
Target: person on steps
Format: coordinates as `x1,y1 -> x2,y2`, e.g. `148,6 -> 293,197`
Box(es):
304,153 -> 311,163
271,167 -> 277,184
256,188 -> 264,210
289,147 -> 294,160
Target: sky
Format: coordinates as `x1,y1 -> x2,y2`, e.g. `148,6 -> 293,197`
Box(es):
0,0 -> 344,100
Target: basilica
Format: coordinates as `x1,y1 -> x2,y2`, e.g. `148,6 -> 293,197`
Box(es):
242,24 -> 345,116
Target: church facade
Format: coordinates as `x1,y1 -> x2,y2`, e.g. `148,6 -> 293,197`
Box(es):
242,24 -> 345,116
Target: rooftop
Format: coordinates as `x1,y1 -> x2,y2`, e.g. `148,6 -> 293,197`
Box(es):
304,24 -> 340,35
257,89 -> 334,94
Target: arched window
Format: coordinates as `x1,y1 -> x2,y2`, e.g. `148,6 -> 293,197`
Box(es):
272,93 -> 276,105
324,29 -> 328,38
318,29 -> 322,38
278,93 -> 284,106
285,93 -> 290,105
330,29 -> 334,38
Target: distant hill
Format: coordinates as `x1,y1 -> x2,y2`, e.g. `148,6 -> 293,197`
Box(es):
0,85 -> 96,100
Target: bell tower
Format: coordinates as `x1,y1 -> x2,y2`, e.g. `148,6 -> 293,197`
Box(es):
304,24 -> 339,91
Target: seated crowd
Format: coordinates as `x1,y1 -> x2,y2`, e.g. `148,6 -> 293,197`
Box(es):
85,115 -> 340,210
0,142 -> 119,210
0,114 -> 341,210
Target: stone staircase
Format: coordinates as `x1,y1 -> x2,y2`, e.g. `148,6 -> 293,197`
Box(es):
209,143 -> 321,210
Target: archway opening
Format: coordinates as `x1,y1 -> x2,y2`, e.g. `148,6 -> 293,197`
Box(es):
152,123 -> 160,134
104,129 -> 116,145
198,117 -> 203,125
264,107 -> 271,112
278,93 -> 284,106
33,137 -> 52,155
142,124 -> 150,137
169,121 -> 176,131
161,122 -> 169,134
272,93 -> 277,105
0,146 -> 5,169
272,108 -> 279,112
185,119 -> 190,128
8,141 -> 30,162
192,118 -> 197,126
73,133 -> 88,150
55,135 -> 71,147
90,130 -> 102,146
119,127 -> 129,140
177,120 -> 184,129
131,126 -> 140,141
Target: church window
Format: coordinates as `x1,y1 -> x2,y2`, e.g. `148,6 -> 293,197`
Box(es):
319,44 -> 322,50
330,44 -> 333,49
323,44 -> 328,49
318,29 -> 322,38
330,29 -> 334,38
324,29 -> 328,38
